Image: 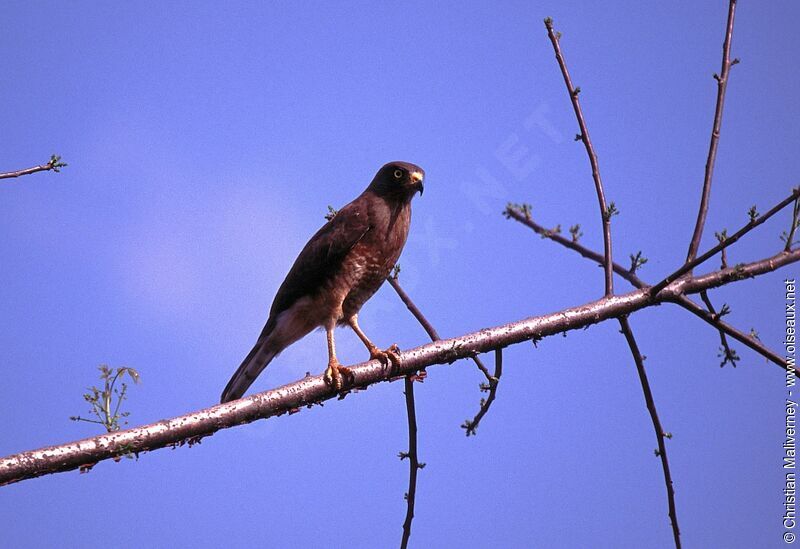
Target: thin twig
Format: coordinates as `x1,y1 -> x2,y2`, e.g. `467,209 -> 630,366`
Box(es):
400,376 -> 422,549
714,231 -> 729,270
384,276 -> 427,548
388,277 -> 440,341
784,198 -> 800,252
69,417 -> 106,426
651,187 -> 800,296
544,18 -> 614,296
618,316 -> 681,549
504,205 -> 792,371
686,0 -> 738,265
505,206 -> 639,287
0,155 -> 67,180
107,370 -> 124,426
462,349 -> 503,437
677,297 -> 783,365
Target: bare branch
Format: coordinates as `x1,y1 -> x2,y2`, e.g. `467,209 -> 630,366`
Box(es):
686,0 -> 738,264
651,187 -> 800,296
0,250 -> 796,486
504,205 -> 792,371
544,18 -> 614,296
0,155 -> 67,180
505,205 -> 639,287
618,316 -> 681,548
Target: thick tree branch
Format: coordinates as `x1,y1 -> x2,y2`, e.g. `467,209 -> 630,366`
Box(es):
504,205 -> 790,371
0,155 -> 67,180
686,0 -> 738,264
1,250 -> 796,487
618,316 -> 681,548
544,18 -> 614,296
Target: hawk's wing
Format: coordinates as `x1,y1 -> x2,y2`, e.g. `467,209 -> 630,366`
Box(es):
221,196 -> 372,403
261,197 -> 371,336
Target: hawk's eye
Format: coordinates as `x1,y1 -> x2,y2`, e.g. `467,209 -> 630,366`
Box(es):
393,169 -> 403,180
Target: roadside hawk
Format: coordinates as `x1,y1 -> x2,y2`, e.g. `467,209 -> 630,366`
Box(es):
221,161 -> 425,403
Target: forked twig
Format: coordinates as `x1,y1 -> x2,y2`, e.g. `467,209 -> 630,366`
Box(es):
462,349 -> 503,437
699,291 -> 739,367
504,205 -> 791,371
651,187 -> 800,296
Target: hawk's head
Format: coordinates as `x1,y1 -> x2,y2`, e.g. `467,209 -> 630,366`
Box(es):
369,161 -> 425,201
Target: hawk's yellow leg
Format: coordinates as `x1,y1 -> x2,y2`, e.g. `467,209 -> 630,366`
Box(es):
324,323 -> 353,390
347,315 -> 401,370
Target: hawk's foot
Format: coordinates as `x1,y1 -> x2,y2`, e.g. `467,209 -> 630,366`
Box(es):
324,360 -> 354,390
324,359 -> 342,390
369,344 -> 401,372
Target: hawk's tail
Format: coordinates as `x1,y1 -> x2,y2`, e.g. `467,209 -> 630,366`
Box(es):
220,340 -> 278,403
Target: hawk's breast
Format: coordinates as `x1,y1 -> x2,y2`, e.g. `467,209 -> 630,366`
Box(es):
338,204 -> 411,320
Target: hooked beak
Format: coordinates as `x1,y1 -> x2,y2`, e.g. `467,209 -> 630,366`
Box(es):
411,171 -> 424,196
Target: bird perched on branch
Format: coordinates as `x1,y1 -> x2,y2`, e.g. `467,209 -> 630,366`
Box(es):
221,161 -> 425,403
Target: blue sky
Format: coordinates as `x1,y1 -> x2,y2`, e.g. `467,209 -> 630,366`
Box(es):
2,2 -> 799,547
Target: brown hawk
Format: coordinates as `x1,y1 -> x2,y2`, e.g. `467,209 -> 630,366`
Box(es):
221,161 -> 425,403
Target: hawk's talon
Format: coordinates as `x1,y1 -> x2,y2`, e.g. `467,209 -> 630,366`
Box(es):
324,360 -> 354,390
386,344 -> 401,366
370,344 -> 402,374
324,361 -> 343,390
